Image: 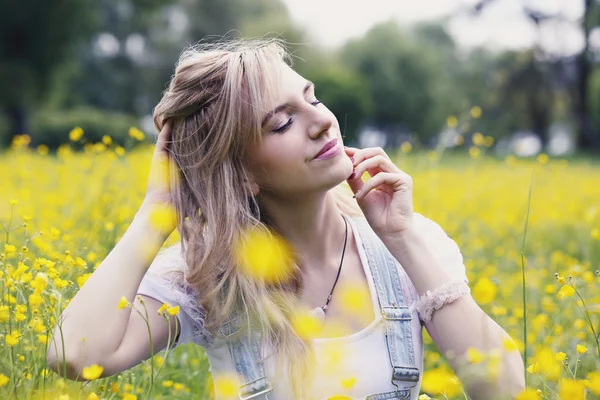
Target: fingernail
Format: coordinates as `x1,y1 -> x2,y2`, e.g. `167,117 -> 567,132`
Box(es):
353,190 -> 361,199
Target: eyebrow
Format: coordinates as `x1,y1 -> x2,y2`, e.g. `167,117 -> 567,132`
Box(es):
261,81 -> 314,128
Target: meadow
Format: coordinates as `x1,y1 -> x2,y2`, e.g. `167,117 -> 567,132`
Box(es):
0,131 -> 599,399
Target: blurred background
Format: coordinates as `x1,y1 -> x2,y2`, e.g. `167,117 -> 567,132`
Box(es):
1,0 -> 600,158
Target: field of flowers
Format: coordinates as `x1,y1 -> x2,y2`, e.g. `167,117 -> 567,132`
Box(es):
0,130 -> 599,399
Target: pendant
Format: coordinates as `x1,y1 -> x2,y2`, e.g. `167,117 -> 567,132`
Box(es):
310,307 -> 326,326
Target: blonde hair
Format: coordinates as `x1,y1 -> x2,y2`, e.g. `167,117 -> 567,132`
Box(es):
153,38 -> 362,399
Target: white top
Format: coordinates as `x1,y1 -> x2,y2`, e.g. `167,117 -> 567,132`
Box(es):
137,213 -> 468,400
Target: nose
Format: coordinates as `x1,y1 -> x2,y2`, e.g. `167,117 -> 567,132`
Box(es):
307,106 -> 334,140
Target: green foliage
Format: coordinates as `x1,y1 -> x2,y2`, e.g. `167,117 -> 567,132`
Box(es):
30,107 -> 140,149
342,21 -> 463,140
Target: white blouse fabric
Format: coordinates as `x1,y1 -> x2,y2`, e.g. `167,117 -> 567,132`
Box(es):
136,213 -> 469,400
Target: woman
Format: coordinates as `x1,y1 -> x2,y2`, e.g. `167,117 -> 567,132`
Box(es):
48,38 -> 525,399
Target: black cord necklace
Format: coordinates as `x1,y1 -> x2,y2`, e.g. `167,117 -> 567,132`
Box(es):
311,214 -> 348,323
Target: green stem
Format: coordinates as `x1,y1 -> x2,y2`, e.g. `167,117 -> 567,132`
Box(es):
520,167 -> 535,387
570,285 -> 600,358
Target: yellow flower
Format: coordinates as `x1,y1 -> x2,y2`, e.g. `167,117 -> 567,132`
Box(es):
87,393 -> 100,400
291,310 -> 322,340
400,141 -> 412,153
158,302 -> 170,315
128,127 -> 145,141
468,146 -> 480,159
536,153 -> 549,165
341,376 -> 357,389
110,382 -> 119,393
6,330 -> 21,346
470,106 -> 482,119
102,135 -> 113,145
166,305 -> 180,316
502,337 -> 518,352
214,373 -> 239,398
122,395 -> 137,400
557,285 -> 575,299
515,388 -> 541,400
149,203 -> 178,234
576,344 -> 587,354
418,395 -> 432,400
472,277 -> 497,304
556,275 -> 566,284
0,374 -> 9,387
421,367 -> 462,397
555,352 -> 566,361
38,334 -> 48,344
234,227 -> 295,284
587,371 -> 600,395
162,380 -> 174,388
69,127 -> 84,142
446,115 -> 458,128
4,244 -> 16,254
117,296 -> 129,310
472,132 -> 485,146
558,379 -> 586,400
82,364 -> 104,380
466,347 -> 486,364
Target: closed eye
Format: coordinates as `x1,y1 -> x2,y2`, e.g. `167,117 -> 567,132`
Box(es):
271,99 -> 322,134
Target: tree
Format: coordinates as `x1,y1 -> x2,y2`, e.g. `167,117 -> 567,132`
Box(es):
341,21 -> 464,143
0,0 -> 99,144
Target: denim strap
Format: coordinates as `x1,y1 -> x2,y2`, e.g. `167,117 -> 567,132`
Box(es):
219,313 -> 273,399
351,217 -> 420,388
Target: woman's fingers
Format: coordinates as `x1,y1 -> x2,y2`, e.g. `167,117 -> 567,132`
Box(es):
154,120 -> 173,157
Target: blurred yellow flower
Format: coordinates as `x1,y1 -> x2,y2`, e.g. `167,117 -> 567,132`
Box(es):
122,394 -> 137,400
536,153 -> 549,165
446,115 -> 458,128
291,309 -> 322,340
466,347 -> 486,364
4,244 -> 16,254
214,373 -> 239,398
558,379 -> 585,400
470,106 -> 482,118
102,135 -> 113,145
87,393 -> 100,400
6,330 -> 21,346
69,127 -> 84,142
421,367 -> 462,397
515,388 -> 541,400
0,374 -> 9,387
341,376 -> 357,389
557,285 -> 575,299
555,352 -> 566,361
82,364 -> 104,380
472,277 -> 496,304
128,127 -> 145,141
234,227 -> 294,284
472,132 -> 485,146
162,380 -> 174,388
400,141 -> 412,153
468,146 -> 480,159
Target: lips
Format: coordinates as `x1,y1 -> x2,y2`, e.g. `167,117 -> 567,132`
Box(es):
314,139 -> 338,159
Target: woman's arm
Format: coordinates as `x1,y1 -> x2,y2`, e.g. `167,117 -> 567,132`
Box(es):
46,204 -> 175,380
380,222 -> 525,399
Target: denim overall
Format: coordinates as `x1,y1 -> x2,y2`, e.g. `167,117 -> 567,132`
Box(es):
218,216 -> 421,399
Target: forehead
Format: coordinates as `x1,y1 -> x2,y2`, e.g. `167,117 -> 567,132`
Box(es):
268,65 -> 308,105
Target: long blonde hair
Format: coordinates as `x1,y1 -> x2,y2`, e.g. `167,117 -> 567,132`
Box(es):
153,38 -> 362,399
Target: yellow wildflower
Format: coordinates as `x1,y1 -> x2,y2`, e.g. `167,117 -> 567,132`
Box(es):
69,127 -> 84,141
558,379 -> 585,400
128,127 -> 145,141
0,374 -> 9,387
117,296 -> 129,310
557,285 -> 575,299
576,344 -> 587,354
472,277 -> 497,304
515,388 -> 541,400
82,364 -> 104,380
167,305 -> 180,316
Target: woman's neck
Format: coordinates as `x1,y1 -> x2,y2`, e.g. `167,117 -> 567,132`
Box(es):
257,191 -> 347,273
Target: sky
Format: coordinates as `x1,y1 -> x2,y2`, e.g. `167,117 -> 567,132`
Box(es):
280,0 -> 587,56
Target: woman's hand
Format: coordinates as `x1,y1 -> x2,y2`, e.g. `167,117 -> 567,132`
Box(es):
344,146 -> 414,237
143,121 -> 175,208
